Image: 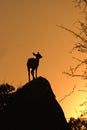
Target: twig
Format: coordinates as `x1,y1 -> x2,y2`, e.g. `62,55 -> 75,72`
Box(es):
78,89 -> 87,92
59,85 -> 76,102
56,25 -> 87,43
80,101 -> 87,106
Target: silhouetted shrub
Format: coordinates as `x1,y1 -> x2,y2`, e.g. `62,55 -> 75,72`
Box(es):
68,117 -> 87,130
0,83 -> 15,112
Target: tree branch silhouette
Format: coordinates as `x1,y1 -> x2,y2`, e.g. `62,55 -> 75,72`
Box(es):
56,10 -> 87,79
59,85 -> 76,102
57,0 -> 87,120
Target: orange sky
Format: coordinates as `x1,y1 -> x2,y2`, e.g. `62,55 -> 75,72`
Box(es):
0,0 -> 87,119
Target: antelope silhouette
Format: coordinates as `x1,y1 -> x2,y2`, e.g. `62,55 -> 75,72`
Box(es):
27,52 -> 42,82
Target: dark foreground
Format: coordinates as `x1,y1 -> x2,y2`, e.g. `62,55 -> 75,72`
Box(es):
0,77 -> 70,130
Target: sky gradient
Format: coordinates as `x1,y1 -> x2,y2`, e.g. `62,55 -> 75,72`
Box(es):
0,0 -> 86,119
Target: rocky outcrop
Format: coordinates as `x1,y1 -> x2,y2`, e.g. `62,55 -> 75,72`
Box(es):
1,77 -> 70,130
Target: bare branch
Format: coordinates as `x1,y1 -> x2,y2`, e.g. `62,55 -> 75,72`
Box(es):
63,71 -> 86,78
79,21 -> 87,35
72,57 -> 82,62
73,0 -> 87,10
63,57 -> 87,79
57,0 -> 87,88
80,101 -> 87,106
71,42 -> 87,53
59,86 -> 76,102
78,89 -> 87,92
56,25 -> 87,43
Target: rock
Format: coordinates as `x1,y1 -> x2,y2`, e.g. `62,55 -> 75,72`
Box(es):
1,77 -> 70,130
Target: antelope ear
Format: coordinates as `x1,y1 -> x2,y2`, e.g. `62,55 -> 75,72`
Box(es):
33,52 -> 36,56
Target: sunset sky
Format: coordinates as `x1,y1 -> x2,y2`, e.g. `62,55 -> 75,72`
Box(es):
0,0 -> 87,119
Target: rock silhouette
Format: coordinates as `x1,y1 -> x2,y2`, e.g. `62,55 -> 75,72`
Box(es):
1,77 -> 70,130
